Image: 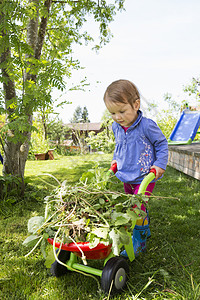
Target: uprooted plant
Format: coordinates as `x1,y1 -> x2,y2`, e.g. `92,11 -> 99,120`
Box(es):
23,165 -> 149,266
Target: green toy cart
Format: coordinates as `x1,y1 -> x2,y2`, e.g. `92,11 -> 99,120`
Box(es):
48,167 -> 156,295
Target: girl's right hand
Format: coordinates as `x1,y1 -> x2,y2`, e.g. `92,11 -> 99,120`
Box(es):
150,165 -> 165,181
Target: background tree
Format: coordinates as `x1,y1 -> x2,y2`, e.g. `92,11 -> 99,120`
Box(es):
183,77 -> 200,104
0,0 -> 125,192
70,105 -> 90,123
82,106 -> 90,123
29,116 -> 50,157
69,105 -> 90,154
85,109 -> 115,153
47,117 -> 67,145
70,105 -> 83,123
148,93 -> 182,139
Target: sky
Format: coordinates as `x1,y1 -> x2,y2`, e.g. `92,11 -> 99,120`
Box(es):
55,0 -> 200,123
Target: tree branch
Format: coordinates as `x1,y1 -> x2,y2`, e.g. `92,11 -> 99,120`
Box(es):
35,0 -> 52,60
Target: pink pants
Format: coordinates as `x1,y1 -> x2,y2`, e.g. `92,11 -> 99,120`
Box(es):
123,182 -> 155,212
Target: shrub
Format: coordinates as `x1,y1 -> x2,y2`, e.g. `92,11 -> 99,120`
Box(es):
86,130 -> 115,153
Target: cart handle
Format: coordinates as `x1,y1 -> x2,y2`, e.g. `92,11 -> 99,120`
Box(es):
138,168 -> 156,195
109,162 -> 118,174
109,162 -> 156,195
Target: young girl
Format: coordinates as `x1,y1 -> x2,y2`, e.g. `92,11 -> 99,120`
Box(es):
104,79 -> 168,257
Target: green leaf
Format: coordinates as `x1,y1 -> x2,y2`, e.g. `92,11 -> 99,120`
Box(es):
124,231 -> 135,262
115,203 -> 123,212
91,227 -> 109,239
111,212 -> 130,226
23,235 -> 40,247
115,216 -> 130,226
99,198 -> 105,205
112,194 -> 120,200
44,247 -> 56,269
27,216 -> 45,234
45,227 -> 55,238
109,228 -> 120,256
126,208 -> 138,221
80,171 -> 95,184
88,235 -> 100,249
93,203 -> 101,210
117,227 -> 130,245
41,238 -> 48,259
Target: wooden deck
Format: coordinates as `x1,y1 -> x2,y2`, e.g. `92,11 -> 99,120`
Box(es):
168,143 -> 200,180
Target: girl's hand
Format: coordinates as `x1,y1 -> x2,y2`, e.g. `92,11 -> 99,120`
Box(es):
150,165 -> 165,181
111,160 -> 117,166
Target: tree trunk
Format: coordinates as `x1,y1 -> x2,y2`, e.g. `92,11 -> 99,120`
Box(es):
19,0 -> 52,179
0,8 -> 19,176
1,0 -> 52,194
42,113 -> 48,140
17,0 -> 39,185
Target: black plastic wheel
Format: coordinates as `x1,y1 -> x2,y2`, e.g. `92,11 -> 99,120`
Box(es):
101,256 -> 129,295
50,249 -> 70,277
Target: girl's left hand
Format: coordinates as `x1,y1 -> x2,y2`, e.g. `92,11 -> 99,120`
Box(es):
150,165 -> 165,181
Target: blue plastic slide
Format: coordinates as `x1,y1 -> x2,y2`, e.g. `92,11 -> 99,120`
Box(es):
168,110 -> 200,145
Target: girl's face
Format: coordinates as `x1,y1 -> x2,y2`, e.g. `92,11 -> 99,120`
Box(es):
105,100 -> 140,127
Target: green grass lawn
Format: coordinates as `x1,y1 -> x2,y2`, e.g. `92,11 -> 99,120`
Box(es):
0,154 -> 200,299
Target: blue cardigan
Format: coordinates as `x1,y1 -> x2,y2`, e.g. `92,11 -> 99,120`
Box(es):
112,110 -> 168,184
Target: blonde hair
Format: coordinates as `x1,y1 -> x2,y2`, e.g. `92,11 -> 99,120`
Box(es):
104,79 -> 140,107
